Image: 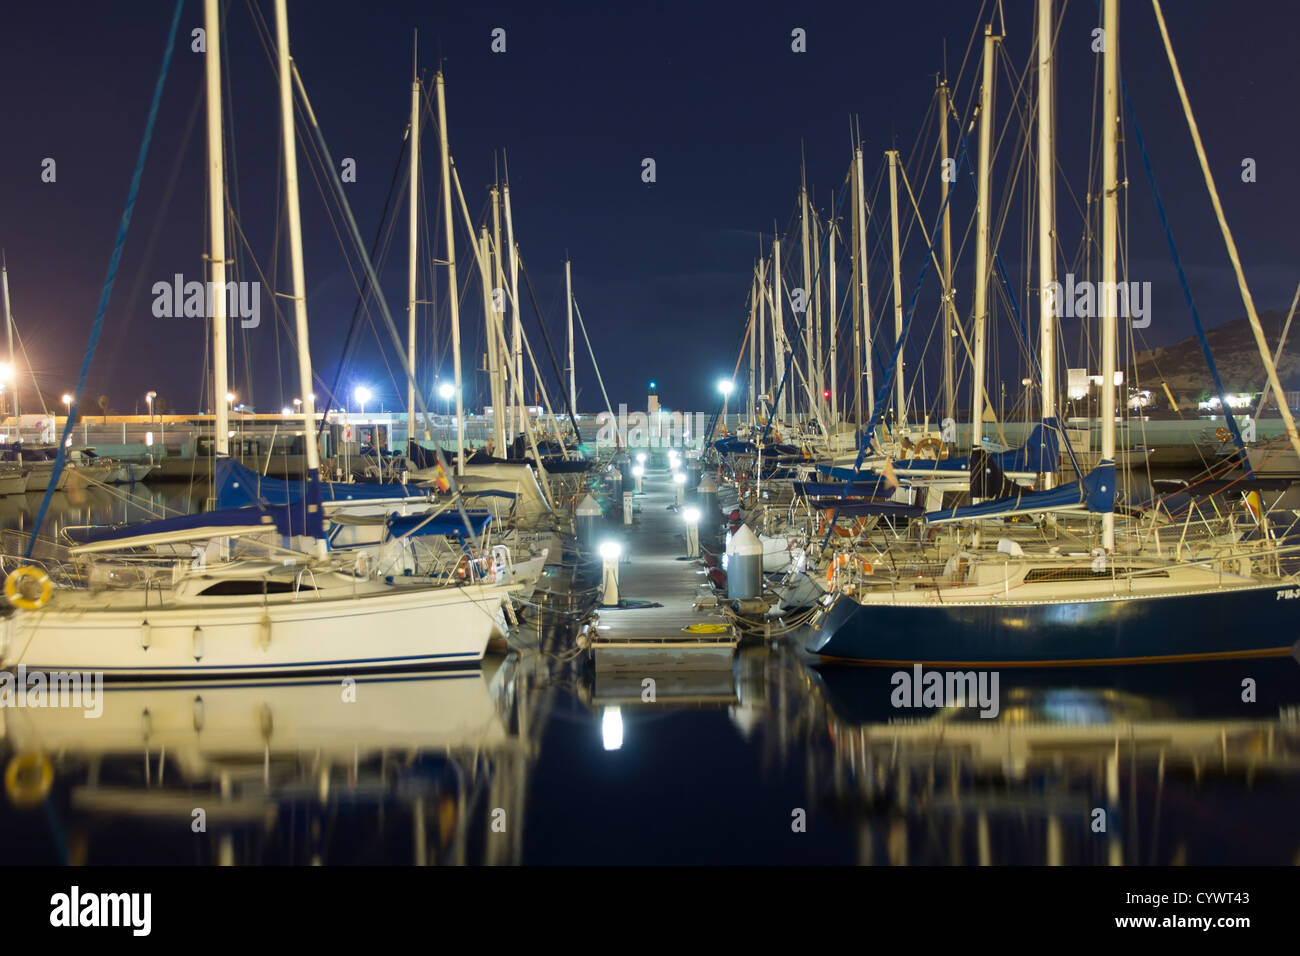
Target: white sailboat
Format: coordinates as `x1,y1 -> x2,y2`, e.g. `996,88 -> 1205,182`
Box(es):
1,0 -> 514,678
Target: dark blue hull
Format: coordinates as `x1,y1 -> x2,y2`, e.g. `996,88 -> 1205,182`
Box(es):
807,584 -> 1300,666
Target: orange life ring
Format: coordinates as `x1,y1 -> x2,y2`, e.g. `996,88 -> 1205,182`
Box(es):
1215,427 -> 1230,442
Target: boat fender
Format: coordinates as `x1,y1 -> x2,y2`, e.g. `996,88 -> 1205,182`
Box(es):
192,625 -> 204,661
4,753 -> 53,807
140,618 -> 152,651
4,566 -> 52,610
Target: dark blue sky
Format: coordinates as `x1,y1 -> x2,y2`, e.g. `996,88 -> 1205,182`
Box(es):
1,0 -> 1296,417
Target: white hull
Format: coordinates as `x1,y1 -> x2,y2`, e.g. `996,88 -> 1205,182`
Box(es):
3,581 -> 511,678
0,471 -> 28,495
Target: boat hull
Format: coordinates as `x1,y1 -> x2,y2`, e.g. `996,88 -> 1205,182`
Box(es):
2,582 -> 510,679
808,583 -> 1299,666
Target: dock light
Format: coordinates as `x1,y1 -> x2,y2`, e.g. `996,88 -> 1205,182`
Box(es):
635,451 -> 646,465
602,706 -> 624,751
683,507 -> 701,558
716,379 -> 734,396
438,382 -> 455,400
673,470 -> 686,504
354,386 -> 371,415
226,392 -> 236,407
631,463 -> 644,493
281,407 -> 292,416
598,540 -> 622,606
61,394 -> 72,414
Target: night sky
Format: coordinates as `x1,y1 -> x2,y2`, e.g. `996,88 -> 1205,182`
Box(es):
1,0 -> 1296,419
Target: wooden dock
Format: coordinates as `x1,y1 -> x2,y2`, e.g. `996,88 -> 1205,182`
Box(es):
590,461 -> 737,672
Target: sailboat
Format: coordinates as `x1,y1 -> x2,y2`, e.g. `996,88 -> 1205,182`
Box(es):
806,0 -> 1300,666
1,0 -> 514,678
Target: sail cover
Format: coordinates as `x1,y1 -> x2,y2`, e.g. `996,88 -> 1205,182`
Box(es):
925,460 -> 1116,524
216,457 -> 426,509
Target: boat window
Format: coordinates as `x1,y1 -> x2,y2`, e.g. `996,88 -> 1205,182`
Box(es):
198,580 -> 314,596
1023,567 -> 1169,583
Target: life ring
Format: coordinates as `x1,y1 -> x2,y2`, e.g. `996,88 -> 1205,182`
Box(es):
1216,427 -> 1230,442
915,437 -> 947,460
4,566 -> 52,610
5,753 -> 53,807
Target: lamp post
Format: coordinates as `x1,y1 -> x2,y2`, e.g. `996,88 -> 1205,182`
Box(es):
354,386 -> 371,417
145,390 -> 156,423
673,469 -> 686,505
717,379 -> 734,436
683,506 -> 700,558
598,540 -> 622,606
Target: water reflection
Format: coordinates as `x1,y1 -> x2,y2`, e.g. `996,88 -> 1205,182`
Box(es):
0,483 -> 206,541
2,610 -> 1298,864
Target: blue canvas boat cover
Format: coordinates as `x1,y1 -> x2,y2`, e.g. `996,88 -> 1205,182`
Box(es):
925,460 -> 1116,524
385,510 -> 494,539
216,457 -> 426,509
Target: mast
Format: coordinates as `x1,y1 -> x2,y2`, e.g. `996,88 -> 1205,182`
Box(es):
205,0 -> 229,456
769,236 -> 780,421
1100,0 -> 1119,550
1,257 -> 16,445
799,182 -> 815,420
938,80 -> 956,426
503,183 -> 526,446
886,149 -> 905,428
747,268 -> 757,429
1037,0 -> 1058,488
828,215 -> 837,428
274,0 -> 322,550
490,187 -> 508,452
434,71 -> 465,474
406,49 -> 421,447
757,257 -> 767,422
855,147 -> 873,420
971,24 -> 1001,444
812,211 -> 824,424
564,258 -> 575,416
481,219 -> 506,456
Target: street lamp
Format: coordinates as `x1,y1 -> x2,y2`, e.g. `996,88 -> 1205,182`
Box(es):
62,393 -> 72,417
145,390 -> 156,422
717,379 -> 734,436
226,391 -> 236,410
354,386 -> 371,416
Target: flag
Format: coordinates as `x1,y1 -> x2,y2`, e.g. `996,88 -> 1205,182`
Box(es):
434,460 -> 451,493
883,458 -> 899,490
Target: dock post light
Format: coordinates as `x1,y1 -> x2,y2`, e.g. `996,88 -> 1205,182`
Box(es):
683,506 -> 701,558
632,463 -> 644,493
598,540 -> 622,606
673,470 -> 686,504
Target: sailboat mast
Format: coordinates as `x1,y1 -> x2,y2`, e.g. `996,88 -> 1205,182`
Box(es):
773,236 -> 785,424
1100,0 -> 1119,550
886,149 -> 905,429
205,0 -> 229,456
564,257 -> 575,414
828,215 -> 837,428
747,268 -> 756,429
971,24 -> 1001,444
1037,0 -> 1058,488
855,147 -> 873,421
799,182 -> 815,421
938,81 -> 956,426
490,188 -> 508,452
406,54 -> 420,446
757,257 -> 767,421
502,183 -> 526,444
434,71 -> 465,474
481,220 -> 506,455
1,257 -> 16,443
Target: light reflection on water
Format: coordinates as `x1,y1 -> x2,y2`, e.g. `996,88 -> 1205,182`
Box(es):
2,490 -> 1299,863
1,631 -> 1297,864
